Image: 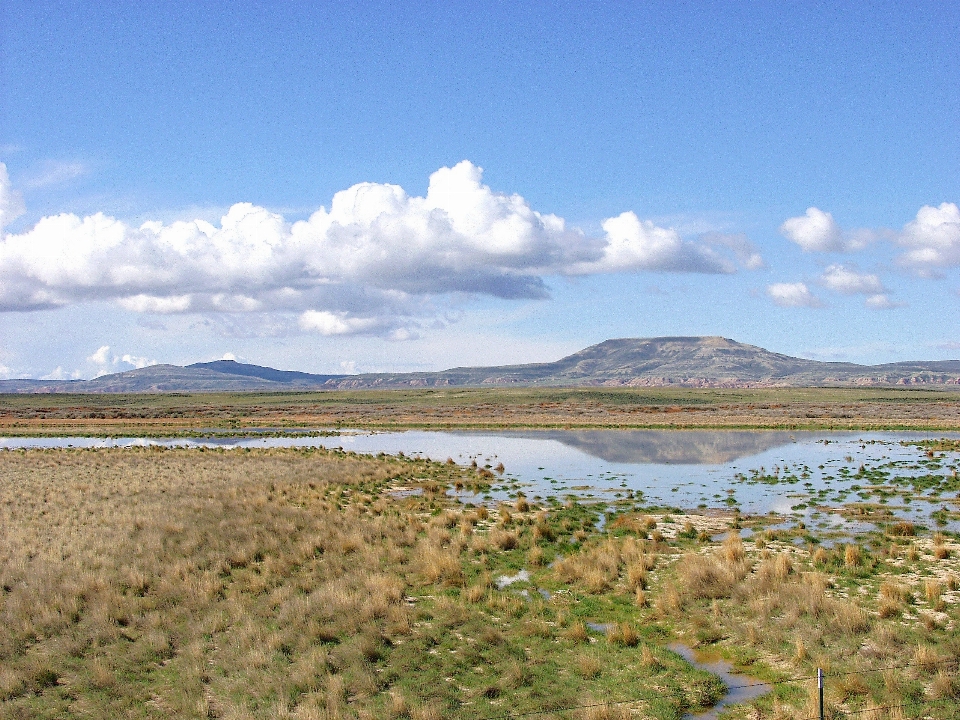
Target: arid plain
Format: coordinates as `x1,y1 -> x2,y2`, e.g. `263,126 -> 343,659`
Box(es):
4,387 -> 960,436
2,390 -> 960,719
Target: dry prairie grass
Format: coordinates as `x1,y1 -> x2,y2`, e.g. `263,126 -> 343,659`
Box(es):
576,701 -> 633,720
575,652 -> 603,679
8,386 -> 960,435
6,444 -> 960,720
0,447 -> 430,718
552,536 -> 657,597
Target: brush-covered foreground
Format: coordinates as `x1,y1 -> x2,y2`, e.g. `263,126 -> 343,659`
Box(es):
1,448 -> 958,719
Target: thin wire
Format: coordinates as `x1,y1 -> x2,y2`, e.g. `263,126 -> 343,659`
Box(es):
480,692 -> 960,720
478,695 -> 642,720
835,695 -> 958,719
724,656 -> 958,690
828,657 -> 957,678
475,659 -> 960,720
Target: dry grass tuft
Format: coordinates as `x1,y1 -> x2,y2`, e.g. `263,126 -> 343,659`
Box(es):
931,670 -> 960,699
878,598 -> 903,619
844,544 -> 863,568
640,645 -> 662,670
389,690 -> 411,718
606,622 -> 639,647
880,582 -> 909,603
533,522 -> 556,543
463,583 -> 487,604
411,701 -> 444,720
656,586 -> 685,616
932,532 -> 950,559
627,564 -> 648,591
888,521 -> 916,537
676,555 -> 735,600
793,637 -> 808,664
575,653 -> 602,678
417,545 -> 464,586
576,703 -> 633,720
489,529 -> 519,551
914,644 -> 942,673
565,621 -> 589,643
722,533 -> 746,564
528,546 -> 546,567
553,539 -> 624,594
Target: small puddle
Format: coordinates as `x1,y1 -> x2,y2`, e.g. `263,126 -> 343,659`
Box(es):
668,643 -> 771,720
495,570 -> 530,589
710,528 -> 754,542
587,622 -> 613,633
388,486 -> 424,498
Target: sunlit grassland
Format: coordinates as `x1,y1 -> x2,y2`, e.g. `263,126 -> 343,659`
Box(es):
1,448 -> 959,719
3,386 -> 960,435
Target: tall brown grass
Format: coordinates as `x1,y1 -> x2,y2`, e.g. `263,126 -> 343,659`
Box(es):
0,448 -> 421,718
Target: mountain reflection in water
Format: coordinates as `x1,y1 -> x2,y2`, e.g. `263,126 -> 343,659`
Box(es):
474,430 -> 798,465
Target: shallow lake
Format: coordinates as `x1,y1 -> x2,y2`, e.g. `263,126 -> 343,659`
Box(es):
3,429 -> 959,533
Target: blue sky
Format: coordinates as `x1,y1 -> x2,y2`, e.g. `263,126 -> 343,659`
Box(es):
1,1 -> 959,379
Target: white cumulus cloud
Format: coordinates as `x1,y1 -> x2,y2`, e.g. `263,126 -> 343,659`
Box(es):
782,202 -> 960,275
41,366 -> 70,381
865,294 -> 897,309
298,311 -> 380,336
0,161 -> 748,337
85,345 -> 156,376
896,202 -> 960,269
121,354 -> 154,369
780,207 -> 872,252
819,265 -> 885,295
766,282 -> 823,308
818,265 -> 896,309
87,345 -> 111,366
568,212 -> 732,274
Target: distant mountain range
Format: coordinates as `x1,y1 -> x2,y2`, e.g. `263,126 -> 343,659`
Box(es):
3,336 -> 960,393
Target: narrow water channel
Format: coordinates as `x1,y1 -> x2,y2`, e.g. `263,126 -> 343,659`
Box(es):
668,643 -> 772,720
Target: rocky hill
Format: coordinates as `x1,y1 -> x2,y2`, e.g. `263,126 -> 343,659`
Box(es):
3,337 -> 960,393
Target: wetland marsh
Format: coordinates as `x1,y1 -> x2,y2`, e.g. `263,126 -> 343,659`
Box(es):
3,389 -> 960,718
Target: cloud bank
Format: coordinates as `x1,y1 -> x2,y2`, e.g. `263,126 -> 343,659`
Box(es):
781,203 -> 960,273
86,345 -> 156,377
773,203 -> 960,309
818,264 -> 895,308
0,161 -> 747,336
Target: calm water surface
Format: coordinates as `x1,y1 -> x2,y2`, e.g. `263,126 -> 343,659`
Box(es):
3,429 -> 959,531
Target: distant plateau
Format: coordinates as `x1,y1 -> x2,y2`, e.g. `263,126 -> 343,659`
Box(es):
3,336 -> 960,393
